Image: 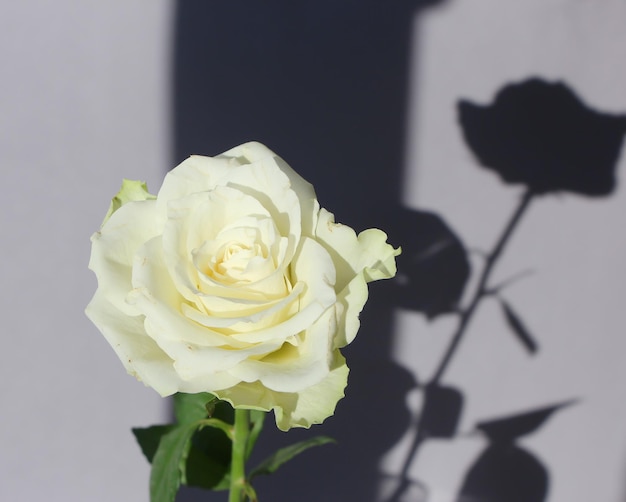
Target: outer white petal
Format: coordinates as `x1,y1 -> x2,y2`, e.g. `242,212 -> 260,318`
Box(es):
216,350 -> 349,431
332,273 -> 369,349
219,141 -> 278,164
215,160 -> 302,243
88,199 -> 161,316
276,350 -> 348,430
156,154 -> 236,217
315,208 -> 399,290
314,208 -> 399,348
172,367 -> 242,394
85,290 -> 181,396
219,141 -> 319,237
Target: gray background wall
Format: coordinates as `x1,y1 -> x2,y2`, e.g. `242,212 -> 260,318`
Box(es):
2,1 -> 625,501
0,2 -> 171,501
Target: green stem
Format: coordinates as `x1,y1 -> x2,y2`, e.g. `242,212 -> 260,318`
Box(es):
229,409 -> 251,502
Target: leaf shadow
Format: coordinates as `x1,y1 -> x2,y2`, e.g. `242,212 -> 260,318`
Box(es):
455,402 -> 576,502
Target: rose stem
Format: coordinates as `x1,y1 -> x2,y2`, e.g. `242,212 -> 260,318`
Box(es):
229,409 -> 251,502
387,189 -> 534,502
430,188 -> 533,384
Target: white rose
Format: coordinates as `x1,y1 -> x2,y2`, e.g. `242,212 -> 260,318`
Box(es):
86,142 -> 399,430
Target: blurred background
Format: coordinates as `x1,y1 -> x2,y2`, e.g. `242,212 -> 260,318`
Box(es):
2,1 -> 626,501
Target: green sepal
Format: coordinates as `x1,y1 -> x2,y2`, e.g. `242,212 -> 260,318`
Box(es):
103,179 -> 155,225
250,435 -> 335,480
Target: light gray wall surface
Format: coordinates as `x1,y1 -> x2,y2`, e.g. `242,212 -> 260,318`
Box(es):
0,2 -> 172,501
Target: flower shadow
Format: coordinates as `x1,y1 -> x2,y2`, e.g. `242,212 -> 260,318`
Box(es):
383,78 -> 626,501
458,78 -> 626,197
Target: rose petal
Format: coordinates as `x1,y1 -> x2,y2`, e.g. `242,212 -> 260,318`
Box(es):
156,154 -> 236,216
314,209 -> 399,348
229,308 -> 336,393
180,282 -> 303,330
89,200 -> 161,316
333,273 -> 369,349
216,350 -> 349,431
85,290 -> 180,396
219,142 -> 320,238
218,162 -> 303,254
192,220 -> 277,285
315,208 -> 399,290
276,350 -> 349,430
130,237 -> 248,348
228,236 -> 337,344
162,186 -> 294,303
130,237 -> 285,384
192,288 -> 286,319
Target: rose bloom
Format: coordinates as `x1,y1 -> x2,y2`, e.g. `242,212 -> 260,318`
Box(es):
86,142 -> 399,430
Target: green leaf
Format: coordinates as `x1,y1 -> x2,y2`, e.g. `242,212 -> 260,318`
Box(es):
142,398 -> 237,500
132,425 -> 174,463
174,392 -> 217,425
250,436 -> 335,479
246,411 -> 266,460
150,423 -> 199,502
183,421 -> 233,491
180,401 -> 236,490
183,446 -> 230,490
